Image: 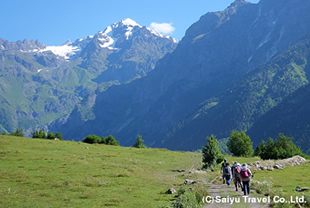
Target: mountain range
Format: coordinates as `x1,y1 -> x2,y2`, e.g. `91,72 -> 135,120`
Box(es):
1,0 -> 310,154
0,18 -> 177,135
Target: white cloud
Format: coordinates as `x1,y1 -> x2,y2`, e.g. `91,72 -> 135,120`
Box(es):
149,22 -> 175,35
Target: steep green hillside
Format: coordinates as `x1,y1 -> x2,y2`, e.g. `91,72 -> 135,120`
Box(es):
248,84 -> 310,155
0,135 -> 201,207
159,38 -> 310,151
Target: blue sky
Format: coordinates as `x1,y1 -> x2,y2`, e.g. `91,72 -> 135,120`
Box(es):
1,0 -> 259,46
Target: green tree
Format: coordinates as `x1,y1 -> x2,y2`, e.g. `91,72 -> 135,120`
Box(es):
257,134 -> 302,160
101,135 -> 120,146
47,131 -> 56,140
254,140 -> 265,157
227,130 -> 254,157
275,134 -> 302,159
10,129 -> 24,137
83,135 -> 101,144
55,132 -> 63,140
32,129 -> 46,139
132,135 -> 146,148
202,135 -> 223,168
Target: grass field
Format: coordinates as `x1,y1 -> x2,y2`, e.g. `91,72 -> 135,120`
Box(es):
0,135 -> 203,208
253,162 -> 310,194
1,135 -> 309,208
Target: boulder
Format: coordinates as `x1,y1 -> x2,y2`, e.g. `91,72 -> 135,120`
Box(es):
247,163 -> 255,167
166,188 -> 177,194
184,179 -> 197,185
267,166 -> 274,171
295,186 -> 310,192
274,164 -> 284,170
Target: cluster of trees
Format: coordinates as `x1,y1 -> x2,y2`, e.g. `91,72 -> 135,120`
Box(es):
1,129 -> 25,137
83,135 -> 120,146
10,129 -> 24,137
32,129 -> 63,140
202,130 -> 304,168
2,128 -> 147,149
255,134 -> 302,159
82,134 -> 147,148
1,128 -> 63,140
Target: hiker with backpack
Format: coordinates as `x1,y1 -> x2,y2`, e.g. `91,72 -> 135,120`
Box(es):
223,162 -> 232,185
221,158 -> 228,184
231,162 -> 242,191
240,164 -> 253,195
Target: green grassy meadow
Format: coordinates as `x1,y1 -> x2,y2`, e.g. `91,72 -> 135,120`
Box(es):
0,135 -> 202,208
253,162 -> 310,193
1,135 -> 310,208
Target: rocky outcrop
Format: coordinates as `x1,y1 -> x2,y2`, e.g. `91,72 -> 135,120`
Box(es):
253,155 -> 308,171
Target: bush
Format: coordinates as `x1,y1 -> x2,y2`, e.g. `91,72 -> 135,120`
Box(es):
227,130 -> 254,157
173,186 -> 205,208
202,135 -> 223,168
83,135 -> 120,146
132,135 -> 146,148
83,135 -> 101,144
303,193 -> 310,207
251,179 -> 273,195
101,135 -> 119,146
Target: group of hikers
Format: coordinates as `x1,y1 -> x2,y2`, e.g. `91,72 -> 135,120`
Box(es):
220,159 -> 253,195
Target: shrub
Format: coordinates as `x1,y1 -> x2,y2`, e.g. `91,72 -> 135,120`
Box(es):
173,186 -> 204,208
303,193 -> 310,207
101,135 -> 120,146
83,135 -> 101,144
83,135 -> 119,146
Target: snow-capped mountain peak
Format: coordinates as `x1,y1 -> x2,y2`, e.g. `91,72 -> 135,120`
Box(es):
95,18 -> 143,49
24,18 -> 176,60
119,18 -> 140,27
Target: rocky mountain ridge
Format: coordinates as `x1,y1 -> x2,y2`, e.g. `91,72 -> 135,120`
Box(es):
53,0 -> 310,154
0,18 -> 177,134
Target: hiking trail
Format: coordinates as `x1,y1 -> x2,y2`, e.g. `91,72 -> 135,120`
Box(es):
201,176 -> 271,208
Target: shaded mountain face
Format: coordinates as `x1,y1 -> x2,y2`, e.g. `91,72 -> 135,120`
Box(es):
0,19 -> 177,134
54,0 -> 310,152
247,83 -> 310,155
159,38 -> 310,150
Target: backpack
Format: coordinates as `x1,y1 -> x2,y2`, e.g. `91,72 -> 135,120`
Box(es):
235,166 -> 241,174
223,166 -> 230,176
240,168 -> 249,178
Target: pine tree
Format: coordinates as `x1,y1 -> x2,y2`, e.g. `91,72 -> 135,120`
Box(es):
202,135 -> 223,168
133,135 -> 146,148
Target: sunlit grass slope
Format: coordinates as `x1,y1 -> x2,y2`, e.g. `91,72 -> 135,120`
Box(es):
0,135 -> 202,208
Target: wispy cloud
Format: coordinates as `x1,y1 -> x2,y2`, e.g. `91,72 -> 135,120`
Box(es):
149,22 -> 175,35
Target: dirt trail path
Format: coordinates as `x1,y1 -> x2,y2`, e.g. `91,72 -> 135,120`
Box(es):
202,177 -> 271,208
